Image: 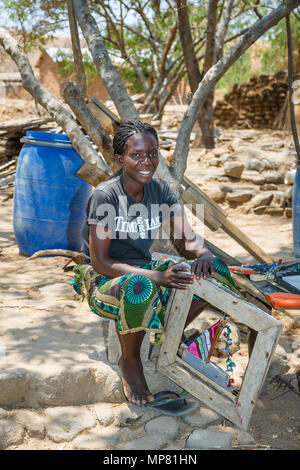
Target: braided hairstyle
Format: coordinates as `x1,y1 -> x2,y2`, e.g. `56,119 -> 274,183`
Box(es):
109,120 -> 159,179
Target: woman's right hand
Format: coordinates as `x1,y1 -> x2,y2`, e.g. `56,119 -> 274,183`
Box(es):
155,264 -> 194,289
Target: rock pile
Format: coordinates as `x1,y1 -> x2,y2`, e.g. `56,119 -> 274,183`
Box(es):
195,131 -> 296,218
0,117 -> 52,165
214,71 -> 288,129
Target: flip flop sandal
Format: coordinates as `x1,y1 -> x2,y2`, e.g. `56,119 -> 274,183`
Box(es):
143,390 -> 198,416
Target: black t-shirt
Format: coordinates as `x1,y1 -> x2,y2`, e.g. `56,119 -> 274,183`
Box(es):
82,174 -> 179,265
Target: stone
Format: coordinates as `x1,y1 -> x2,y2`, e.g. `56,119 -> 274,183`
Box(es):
0,408 -> 8,419
212,147 -> 228,157
12,409 -> 45,438
234,146 -> 264,161
145,416 -> 179,441
266,207 -> 284,216
285,168 -> 296,185
181,407 -> 221,428
187,429 -> 232,450
226,190 -> 254,204
207,157 -> 219,167
73,426 -> 122,450
0,418 -> 25,449
210,191 -> 225,203
248,192 -> 273,208
242,173 -> 266,185
113,402 -> 158,427
233,429 -> 256,445
252,206 -> 268,215
262,158 -> 276,170
261,184 -> 278,191
285,186 -> 293,203
44,406 -> 96,442
261,171 -> 284,184
224,162 -> 244,178
247,158 -> 263,172
117,426 -> 136,443
94,403 -> 115,427
103,371 -> 123,403
229,139 -> 244,152
270,191 -> 286,208
121,434 -> 169,450
285,208 -> 292,218
268,344 -> 289,377
219,183 -> 234,193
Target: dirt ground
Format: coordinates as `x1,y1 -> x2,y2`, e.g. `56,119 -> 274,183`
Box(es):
1,102 -> 300,450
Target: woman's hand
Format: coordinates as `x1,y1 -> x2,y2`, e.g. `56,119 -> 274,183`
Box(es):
156,264 -> 194,290
191,250 -> 214,281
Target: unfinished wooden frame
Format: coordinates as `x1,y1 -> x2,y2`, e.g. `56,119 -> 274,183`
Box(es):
155,277 -> 282,431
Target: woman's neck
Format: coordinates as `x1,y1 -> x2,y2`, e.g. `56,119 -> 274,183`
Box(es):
121,173 -> 144,202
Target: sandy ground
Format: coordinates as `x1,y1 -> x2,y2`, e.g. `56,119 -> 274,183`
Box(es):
0,103 -> 300,450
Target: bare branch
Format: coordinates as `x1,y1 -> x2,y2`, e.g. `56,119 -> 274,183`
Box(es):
73,0 -> 139,121
214,0 -> 234,62
67,0 -> 87,98
173,0 -> 300,182
0,26 -> 111,179
62,82 -> 117,169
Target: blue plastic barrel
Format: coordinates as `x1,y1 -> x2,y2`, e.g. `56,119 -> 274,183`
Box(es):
13,131 -> 92,256
293,166 -> 300,257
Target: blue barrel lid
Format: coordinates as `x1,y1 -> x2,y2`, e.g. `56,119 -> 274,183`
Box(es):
25,131 -> 72,144
21,131 -> 90,148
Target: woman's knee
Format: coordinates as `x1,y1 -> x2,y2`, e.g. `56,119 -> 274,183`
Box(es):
122,274 -> 158,304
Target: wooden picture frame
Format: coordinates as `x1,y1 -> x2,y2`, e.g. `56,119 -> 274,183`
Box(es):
155,277 -> 282,431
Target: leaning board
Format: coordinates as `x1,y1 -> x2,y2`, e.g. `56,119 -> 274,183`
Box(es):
156,277 -> 282,430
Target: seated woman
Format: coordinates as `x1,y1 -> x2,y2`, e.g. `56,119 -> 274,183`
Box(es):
73,120 -> 216,409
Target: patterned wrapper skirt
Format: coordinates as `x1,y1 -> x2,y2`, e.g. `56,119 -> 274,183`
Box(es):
72,254 -> 204,345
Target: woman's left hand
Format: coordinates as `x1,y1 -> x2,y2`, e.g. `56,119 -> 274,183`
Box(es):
190,250 -> 214,280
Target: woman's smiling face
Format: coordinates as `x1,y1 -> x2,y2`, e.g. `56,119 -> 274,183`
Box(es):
116,132 -> 159,184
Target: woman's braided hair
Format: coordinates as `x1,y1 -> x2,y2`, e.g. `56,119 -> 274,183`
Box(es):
113,120 -> 159,156
109,120 -> 159,179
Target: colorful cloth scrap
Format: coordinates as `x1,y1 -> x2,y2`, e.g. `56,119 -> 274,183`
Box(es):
186,320 -> 221,362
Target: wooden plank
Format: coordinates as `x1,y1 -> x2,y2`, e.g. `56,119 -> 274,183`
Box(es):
182,187 -> 222,232
156,273 -> 283,431
176,356 -> 235,402
88,97 -> 121,135
204,239 -> 242,267
76,162 -> 108,187
237,325 -> 282,428
190,279 -> 281,332
159,362 -> 241,427
182,177 -> 272,264
231,273 -> 269,304
182,175 -> 228,218
156,288 -> 193,369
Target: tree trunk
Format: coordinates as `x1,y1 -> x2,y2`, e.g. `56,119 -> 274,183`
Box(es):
198,0 -> 219,149
172,0 -> 300,182
67,0 -> 87,98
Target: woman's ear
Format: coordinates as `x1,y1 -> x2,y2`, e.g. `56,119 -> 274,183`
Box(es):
115,154 -> 124,166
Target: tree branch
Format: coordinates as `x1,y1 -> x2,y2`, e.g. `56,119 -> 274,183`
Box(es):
73,0 -> 139,121
62,81 -> 117,170
67,0 -> 87,98
173,0 -> 300,182
0,26 -> 111,180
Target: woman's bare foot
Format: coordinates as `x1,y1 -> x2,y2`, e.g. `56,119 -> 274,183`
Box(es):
118,356 -> 154,405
